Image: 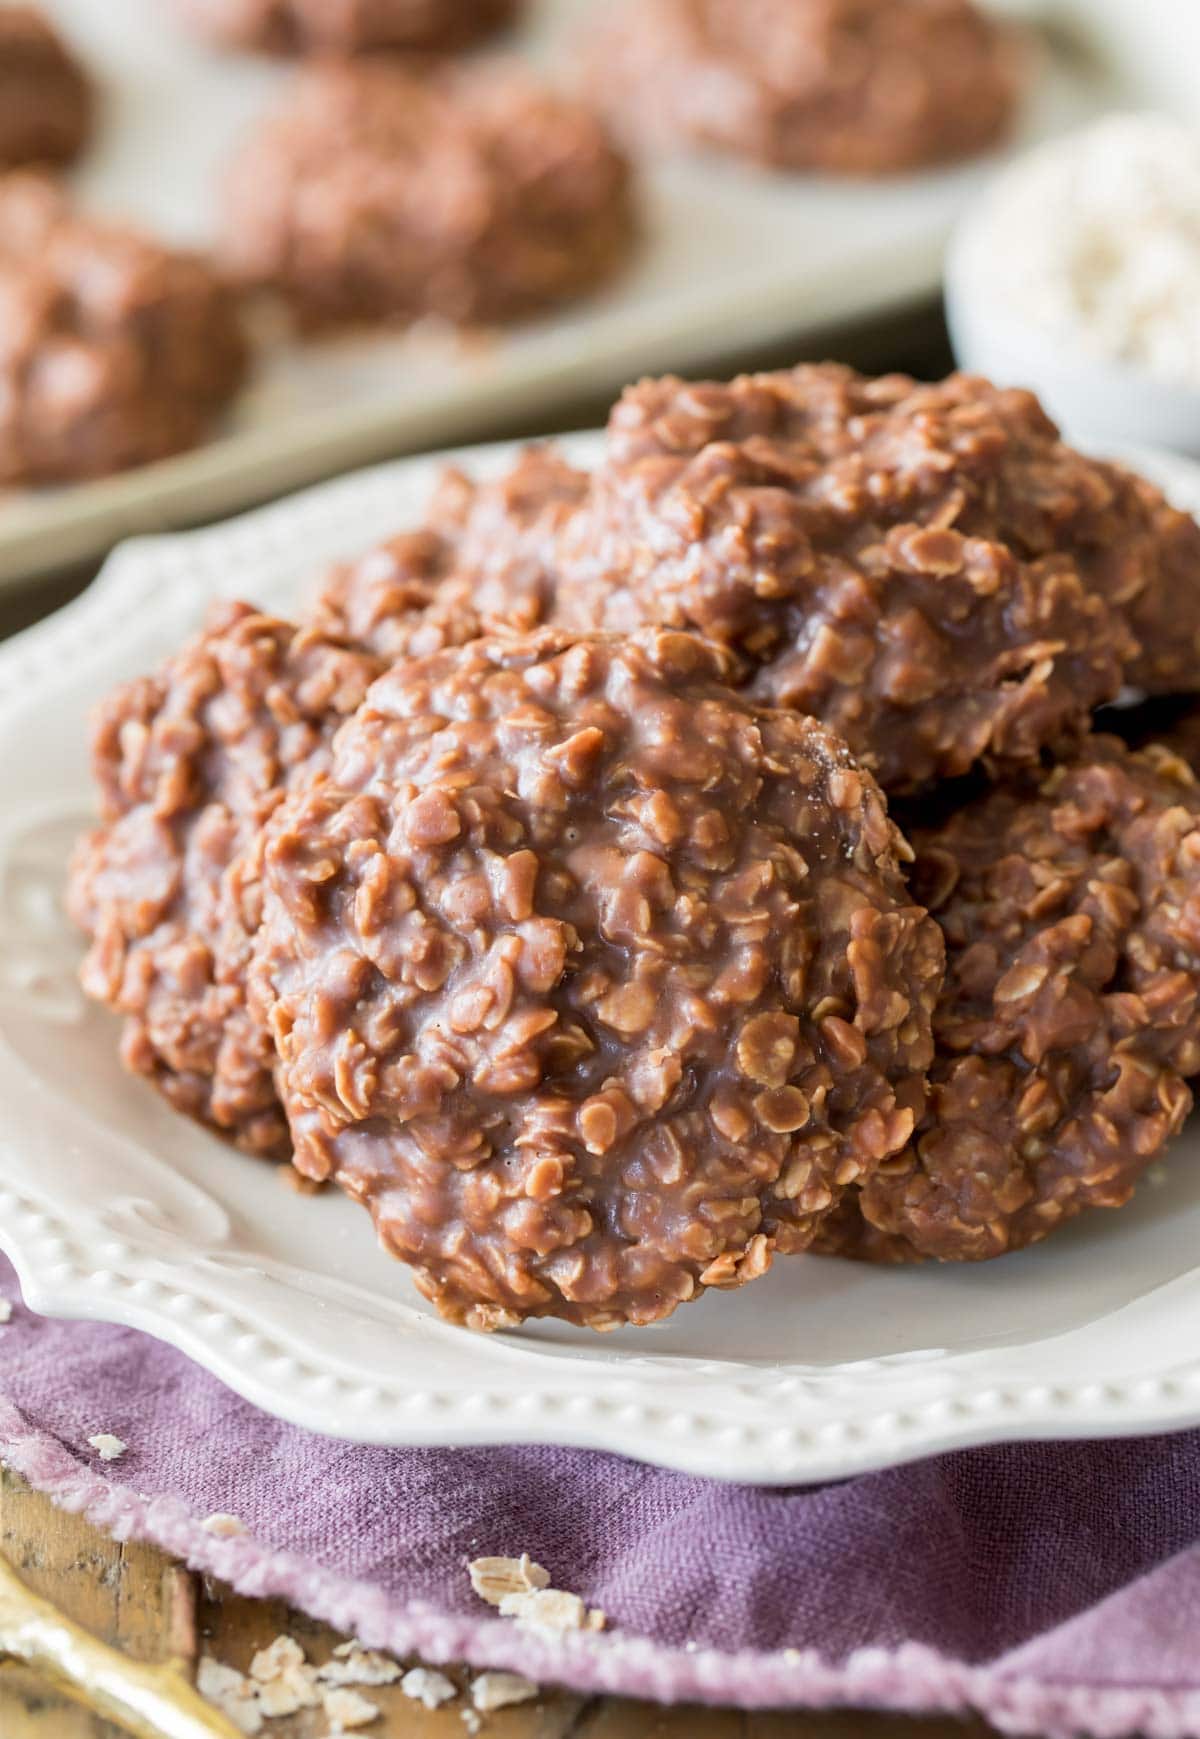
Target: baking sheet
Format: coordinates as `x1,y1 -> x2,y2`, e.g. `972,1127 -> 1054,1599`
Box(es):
1,0 -> 1141,586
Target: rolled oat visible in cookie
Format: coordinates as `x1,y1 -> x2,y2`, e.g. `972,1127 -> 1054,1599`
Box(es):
68,602 -> 382,1155
250,627 -> 944,1329
822,736 -> 1200,1263
0,6 -> 91,169
584,0 -> 1021,175
555,365 -> 1139,793
309,446 -> 587,658
221,60 -> 635,330
0,174 -> 247,484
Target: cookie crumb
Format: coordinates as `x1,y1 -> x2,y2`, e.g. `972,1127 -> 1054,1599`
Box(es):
87,1433 -> 126,1462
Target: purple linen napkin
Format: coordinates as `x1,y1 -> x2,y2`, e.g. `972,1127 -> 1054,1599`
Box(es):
3,1254 -> 1200,1738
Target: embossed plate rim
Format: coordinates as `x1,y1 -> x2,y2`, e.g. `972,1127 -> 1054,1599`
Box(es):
4,433 -> 1200,1483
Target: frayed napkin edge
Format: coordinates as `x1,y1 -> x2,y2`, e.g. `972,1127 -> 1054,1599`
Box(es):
1,1395 -> 1198,1737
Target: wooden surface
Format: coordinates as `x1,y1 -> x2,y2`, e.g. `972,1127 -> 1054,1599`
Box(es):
0,310 -> 979,1738
0,1469 -> 994,1737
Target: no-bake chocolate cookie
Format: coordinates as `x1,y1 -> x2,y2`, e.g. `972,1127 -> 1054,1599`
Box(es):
822,737 -> 1200,1263
221,60 -> 635,329
310,445 -> 587,658
0,175 -> 247,484
176,0 -> 520,55
556,365 -> 1151,793
0,7 -> 91,170
68,602 -> 383,1156
585,0 -> 1021,175
249,628 -> 944,1329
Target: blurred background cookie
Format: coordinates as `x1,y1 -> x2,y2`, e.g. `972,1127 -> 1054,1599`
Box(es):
585,0 -> 1023,175
220,58 -> 636,329
173,0 -> 521,55
0,4 -> 92,169
0,174 -> 247,482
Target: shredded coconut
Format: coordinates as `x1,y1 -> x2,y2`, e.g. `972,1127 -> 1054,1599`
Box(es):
470,1670 -> 539,1712
401,1666 -> 458,1708
87,1433 -> 126,1462
461,1712 -> 482,1735
970,113 -> 1200,387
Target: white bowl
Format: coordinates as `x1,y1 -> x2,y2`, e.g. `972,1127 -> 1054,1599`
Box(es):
945,204 -> 1200,458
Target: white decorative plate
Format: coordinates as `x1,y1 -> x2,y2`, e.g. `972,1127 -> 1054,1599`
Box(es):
5,434 -> 1200,1487
2,0 -> 1158,589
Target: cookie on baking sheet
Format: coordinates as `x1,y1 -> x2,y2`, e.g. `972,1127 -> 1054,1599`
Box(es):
0,174 -> 247,484
584,0 -> 1021,175
220,59 -> 635,330
175,0 -> 520,55
249,627 -> 944,1329
821,737 -> 1200,1264
0,6 -> 92,170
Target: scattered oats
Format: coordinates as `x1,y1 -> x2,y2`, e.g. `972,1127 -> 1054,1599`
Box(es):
468,1553 -> 550,1606
260,1675 -> 320,1719
87,1433 -> 126,1462
0,1300 -> 12,1323
400,1666 -> 457,1709
197,1658 -> 264,1736
320,1685 -> 380,1729
319,1645 -> 402,1688
249,1635 -> 319,1714
477,1557 -> 606,1635
461,1713 -> 482,1736
201,1512 -> 246,1539
499,1587 -> 588,1631
249,1635 -> 307,1682
471,1671 -> 539,1712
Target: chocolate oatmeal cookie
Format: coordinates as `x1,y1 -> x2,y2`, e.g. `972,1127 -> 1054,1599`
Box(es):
176,0 -> 520,55
823,737 -> 1200,1263
585,0 -> 1021,175
221,61 -> 635,330
310,445 -> 587,658
0,175 -> 247,484
556,365 -> 1141,793
250,628 -> 944,1329
69,602 -> 383,1156
0,7 -> 91,169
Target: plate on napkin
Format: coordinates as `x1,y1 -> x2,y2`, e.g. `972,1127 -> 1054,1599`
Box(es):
4,432 -> 1200,1487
